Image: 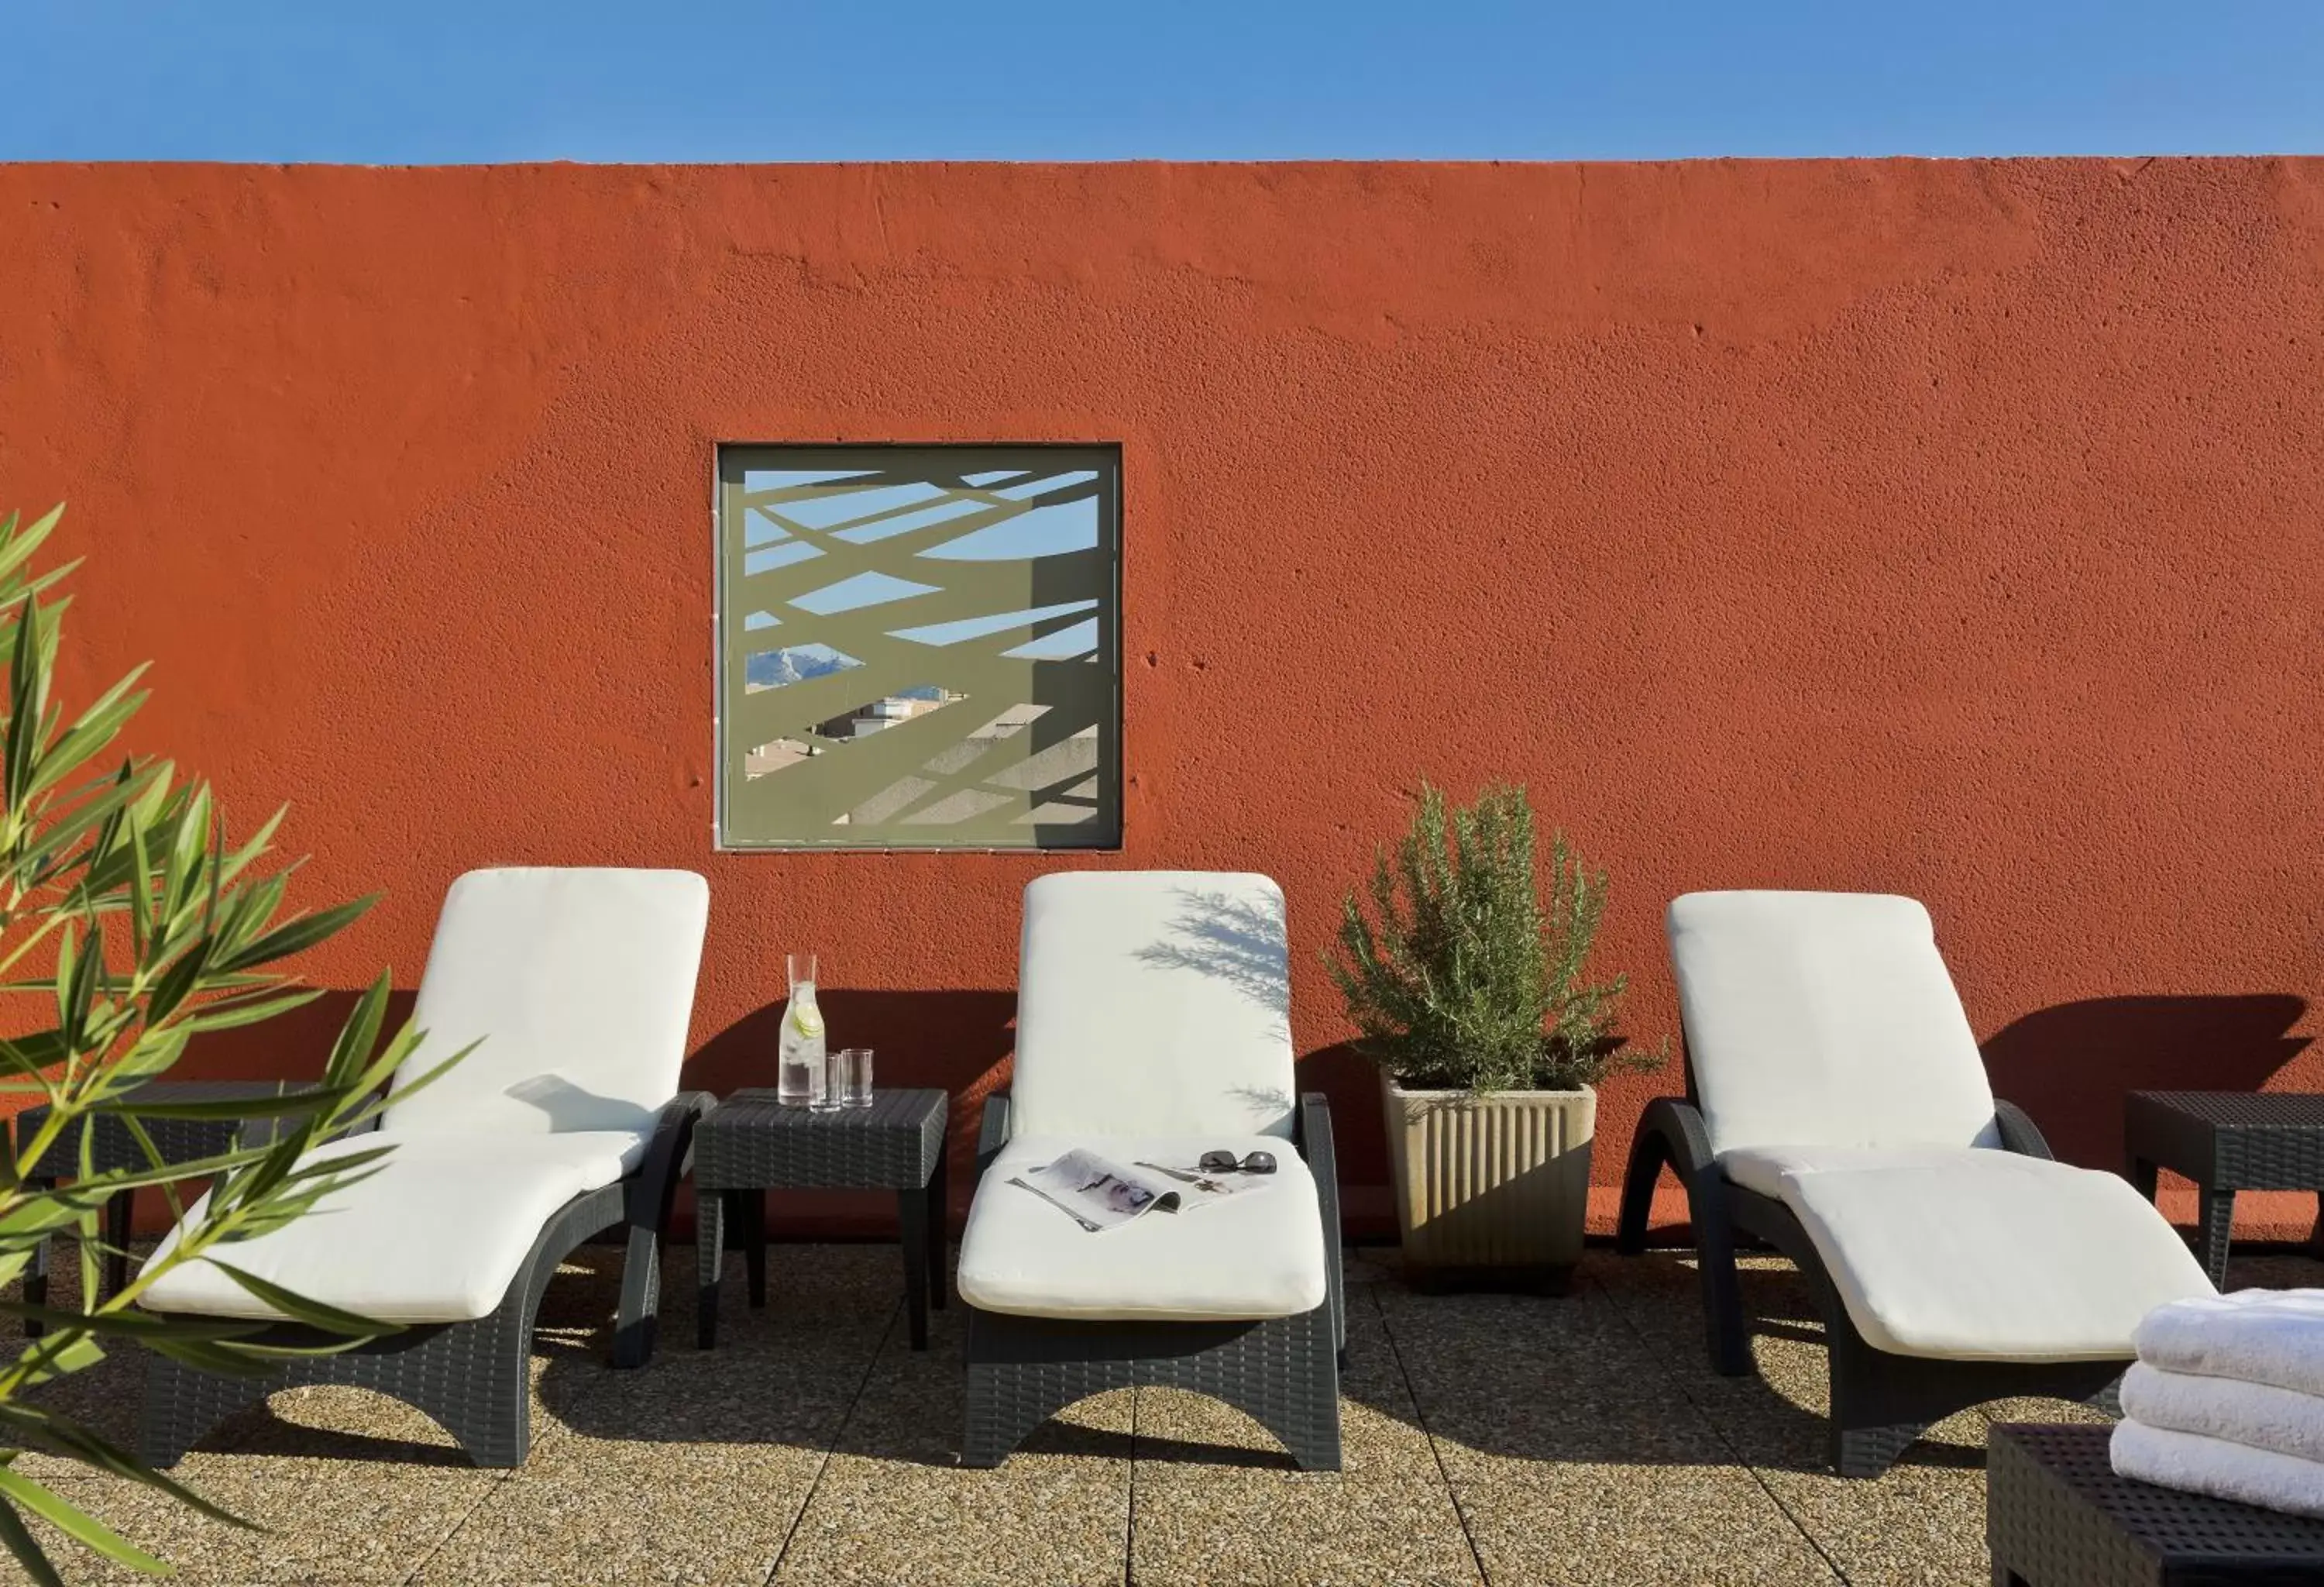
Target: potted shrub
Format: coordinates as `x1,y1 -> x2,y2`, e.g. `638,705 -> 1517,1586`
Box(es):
1327,782 -> 1658,1292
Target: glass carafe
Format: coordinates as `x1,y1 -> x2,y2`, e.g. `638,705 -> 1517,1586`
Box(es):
778,952 -> 826,1108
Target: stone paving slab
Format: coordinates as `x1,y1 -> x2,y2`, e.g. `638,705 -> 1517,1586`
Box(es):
1380,1267 -> 1839,1585
1126,1275 -> 1480,1587
10,1242 -> 2309,1585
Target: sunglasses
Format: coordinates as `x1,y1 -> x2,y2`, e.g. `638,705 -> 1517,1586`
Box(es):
1198,1149 -> 1277,1176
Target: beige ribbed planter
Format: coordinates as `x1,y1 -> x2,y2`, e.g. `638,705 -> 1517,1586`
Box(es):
1380,1074 -> 1595,1289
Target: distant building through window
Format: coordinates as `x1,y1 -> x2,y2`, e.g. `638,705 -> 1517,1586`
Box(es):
716,446 -> 1122,849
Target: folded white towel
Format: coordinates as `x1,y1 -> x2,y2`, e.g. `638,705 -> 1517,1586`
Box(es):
2121,1362 -> 2324,1465
2136,1288 -> 2324,1399
2111,1416 -> 2324,1519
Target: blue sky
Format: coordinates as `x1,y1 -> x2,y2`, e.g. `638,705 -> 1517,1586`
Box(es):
8,2 -> 2322,161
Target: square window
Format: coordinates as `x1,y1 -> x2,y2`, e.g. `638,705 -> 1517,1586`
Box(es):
716,445 -> 1122,850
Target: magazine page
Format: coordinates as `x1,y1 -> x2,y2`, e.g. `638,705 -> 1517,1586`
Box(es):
1009,1148 -> 1174,1231
1009,1148 -> 1276,1231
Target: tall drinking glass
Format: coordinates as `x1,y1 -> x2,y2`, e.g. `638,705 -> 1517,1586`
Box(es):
844,1048 -> 875,1108
818,1050 -> 855,1110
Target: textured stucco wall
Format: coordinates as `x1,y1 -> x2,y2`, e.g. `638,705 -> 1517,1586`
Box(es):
2,159 -> 2320,1238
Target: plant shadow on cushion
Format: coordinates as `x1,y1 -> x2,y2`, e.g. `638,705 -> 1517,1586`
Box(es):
1980,995 -> 2309,1168
1129,883 -> 1292,1047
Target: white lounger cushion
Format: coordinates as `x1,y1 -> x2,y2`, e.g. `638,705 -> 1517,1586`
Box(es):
1012,873 -> 1297,1141
1773,1150 -> 2213,1360
138,1130 -> 651,1324
383,867 -> 710,1138
1719,1143 -> 1986,1200
956,1135 -> 1327,1322
1667,891 -> 2003,1158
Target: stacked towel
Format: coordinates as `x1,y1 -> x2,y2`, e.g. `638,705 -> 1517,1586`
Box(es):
2110,1289 -> 2324,1518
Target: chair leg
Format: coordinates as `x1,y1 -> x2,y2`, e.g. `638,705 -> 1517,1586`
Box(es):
695,1189 -> 725,1349
1615,1127 -> 1669,1255
743,1193 -> 767,1310
2196,1183 -> 2235,1288
22,1189 -> 50,1339
897,1185 -> 930,1352
1693,1184 -> 1751,1377
962,1360 -> 1081,1470
428,1348 -> 533,1470
104,1192 -> 134,1301
1249,1330 -> 1342,1472
610,1220 -> 662,1369
1831,1416 -> 1927,1479
139,1354 -> 271,1468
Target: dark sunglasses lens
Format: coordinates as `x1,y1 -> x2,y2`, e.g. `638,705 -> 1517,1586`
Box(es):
1241,1152 -> 1277,1175
1198,1152 -> 1239,1172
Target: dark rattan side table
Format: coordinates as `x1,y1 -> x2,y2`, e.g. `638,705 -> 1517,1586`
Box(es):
2124,1091 -> 2324,1287
693,1087 -> 949,1351
1989,1423 -> 2324,1585
13,1079 -> 321,1326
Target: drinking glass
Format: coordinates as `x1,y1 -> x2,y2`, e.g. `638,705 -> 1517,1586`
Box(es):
844,1048 -> 875,1108
818,1055 -> 855,1115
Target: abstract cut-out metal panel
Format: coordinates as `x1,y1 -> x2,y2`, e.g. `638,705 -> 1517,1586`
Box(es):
717,446 -> 1122,849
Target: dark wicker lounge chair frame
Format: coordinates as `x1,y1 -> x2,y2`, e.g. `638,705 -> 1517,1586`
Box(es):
961,1090 -> 1345,1472
139,1091 -> 712,1471
1616,1076 -> 2123,1479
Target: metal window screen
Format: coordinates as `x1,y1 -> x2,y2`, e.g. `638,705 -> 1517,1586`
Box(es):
717,445 -> 1122,850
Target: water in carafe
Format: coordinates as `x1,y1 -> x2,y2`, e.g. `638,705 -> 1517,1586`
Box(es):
778,952 -> 825,1107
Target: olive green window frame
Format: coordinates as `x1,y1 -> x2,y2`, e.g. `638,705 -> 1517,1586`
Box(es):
715,444 -> 1122,851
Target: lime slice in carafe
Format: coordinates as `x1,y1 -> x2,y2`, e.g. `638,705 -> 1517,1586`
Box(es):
789,997 -> 824,1039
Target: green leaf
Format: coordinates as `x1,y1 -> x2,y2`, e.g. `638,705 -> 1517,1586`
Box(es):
139,1333 -> 283,1379
0,504 -> 64,587
22,666 -> 149,801
211,895 -> 376,975
0,1304 -> 266,1342
179,988 -> 325,1034
0,1465 -> 174,1575
0,1404 -> 255,1530
5,589 -> 50,811
216,805 -> 285,888
205,1262 -> 394,1338
141,938 -> 213,1028
88,1086 -> 327,1122
14,763 -> 156,880
322,974 -> 394,1089
0,1494 -> 67,1587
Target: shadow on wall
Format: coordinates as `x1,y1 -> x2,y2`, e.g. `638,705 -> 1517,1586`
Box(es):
1298,1041 -> 1390,1189
1982,995 -> 2311,1167
689,989 -> 1019,1218
177,985 -> 424,1080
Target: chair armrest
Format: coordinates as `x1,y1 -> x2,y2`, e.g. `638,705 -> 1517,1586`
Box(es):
975,1093 -> 1012,1179
1617,1094 -> 1722,1255
1297,1092 -> 1346,1355
1642,1095 -> 1718,1183
625,1090 -> 714,1231
1992,1100 -> 2054,1160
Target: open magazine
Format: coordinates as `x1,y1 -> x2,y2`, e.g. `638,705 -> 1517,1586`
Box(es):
1009,1148 -> 1274,1232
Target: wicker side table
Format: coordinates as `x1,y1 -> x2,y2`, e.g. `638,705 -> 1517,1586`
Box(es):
693,1087 -> 949,1351
1989,1423 -> 2324,1585
13,1079 -> 319,1324
2123,1091 -> 2324,1286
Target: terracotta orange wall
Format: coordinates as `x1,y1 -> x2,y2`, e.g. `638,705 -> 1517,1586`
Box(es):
2,159 -> 2321,1239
